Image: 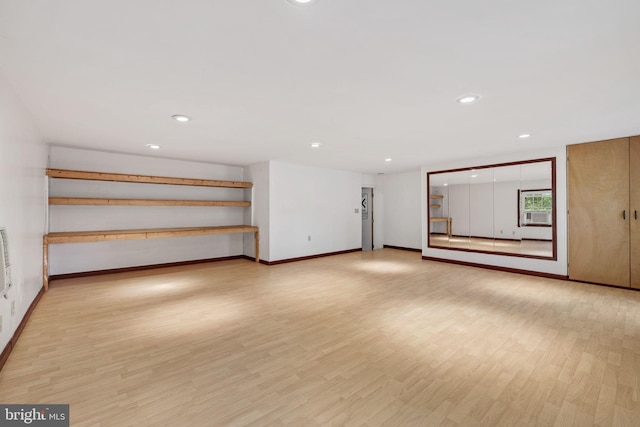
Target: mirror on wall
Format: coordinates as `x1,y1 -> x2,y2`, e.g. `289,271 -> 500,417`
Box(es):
427,158 -> 556,260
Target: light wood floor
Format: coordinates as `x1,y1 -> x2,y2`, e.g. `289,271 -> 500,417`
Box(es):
1,249 -> 639,426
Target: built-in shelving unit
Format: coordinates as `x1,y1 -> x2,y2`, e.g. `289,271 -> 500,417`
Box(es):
429,194 -> 451,237
43,168 -> 259,291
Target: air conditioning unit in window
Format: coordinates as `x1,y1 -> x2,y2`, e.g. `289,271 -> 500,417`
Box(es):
0,227 -> 11,297
525,212 -> 551,225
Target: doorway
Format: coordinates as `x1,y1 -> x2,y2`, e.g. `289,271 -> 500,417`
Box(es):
362,188 -> 373,251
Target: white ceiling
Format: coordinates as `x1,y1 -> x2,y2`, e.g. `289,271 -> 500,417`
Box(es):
1,0 -> 639,174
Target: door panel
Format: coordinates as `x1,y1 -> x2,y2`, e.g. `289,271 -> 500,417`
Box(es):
361,188 -> 373,251
631,137 -> 640,289
568,138 -> 630,287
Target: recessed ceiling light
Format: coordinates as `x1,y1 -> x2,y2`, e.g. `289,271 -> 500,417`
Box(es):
385,158 -> 392,162
146,144 -> 160,150
172,115 -> 190,122
519,134 -> 531,139
287,0 -> 315,5
456,95 -> 480,104
471,174 -> 478,178
444,183 -> 448,186
310,142 -> 321,148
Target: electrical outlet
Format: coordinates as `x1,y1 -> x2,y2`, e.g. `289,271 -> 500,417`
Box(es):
354,208 -> 359,214
500,230 -> 503,234
308,235 -> 311,242
512,231 -> 516,235
11,301 -> 15,317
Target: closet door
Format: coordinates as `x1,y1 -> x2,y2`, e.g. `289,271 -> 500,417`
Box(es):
631,136 -> 640,289
568,138 -> 630,287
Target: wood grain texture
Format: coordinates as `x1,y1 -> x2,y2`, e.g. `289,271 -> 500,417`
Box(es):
568,139 -> 630,287
631,137 -> 640,289
254,230 -> 260,265
46,168 -> 253,188
2,249 -> 639,426
43,237 -> 49,290
44,225 -> 259,244
49,197 -> 251,207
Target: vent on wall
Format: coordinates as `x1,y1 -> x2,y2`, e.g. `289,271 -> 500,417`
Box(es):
0,227 -> 11,298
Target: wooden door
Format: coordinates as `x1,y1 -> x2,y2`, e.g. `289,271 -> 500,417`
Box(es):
630,136 -> 640,289
568,138 -> 630,287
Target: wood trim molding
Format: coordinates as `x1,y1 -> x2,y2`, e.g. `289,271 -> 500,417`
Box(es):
426,157 -> 557,175
0,287 -> 45,372
568,279 -> 640,292
427,241 -> 554,260
422,256 -> 568,281
383,245 -> 422,253
257,248 -> 363,266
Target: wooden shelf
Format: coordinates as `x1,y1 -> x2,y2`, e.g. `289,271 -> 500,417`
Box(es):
430,204 -> 441,209
44,225 -> 258,244
430,195 -> 444,199
429,217 -> 449,222
46,168 -> 253,189
44,168 -> 259,291
43,226 -> 260,290
49,197 -> 250,207
429,217 -> 452,238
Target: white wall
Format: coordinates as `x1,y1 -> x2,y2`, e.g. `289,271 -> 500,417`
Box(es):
268,161 -> 362,261
422,148 -> 568,276
0,71 -> 47,353
493,181 -> 520,239
431,178 -> 552,241
380,170 -> 422,250
448,184 -> 470,236
243,162 -> 270,260
48,147 -> 248,275
470,182 -> 494,238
